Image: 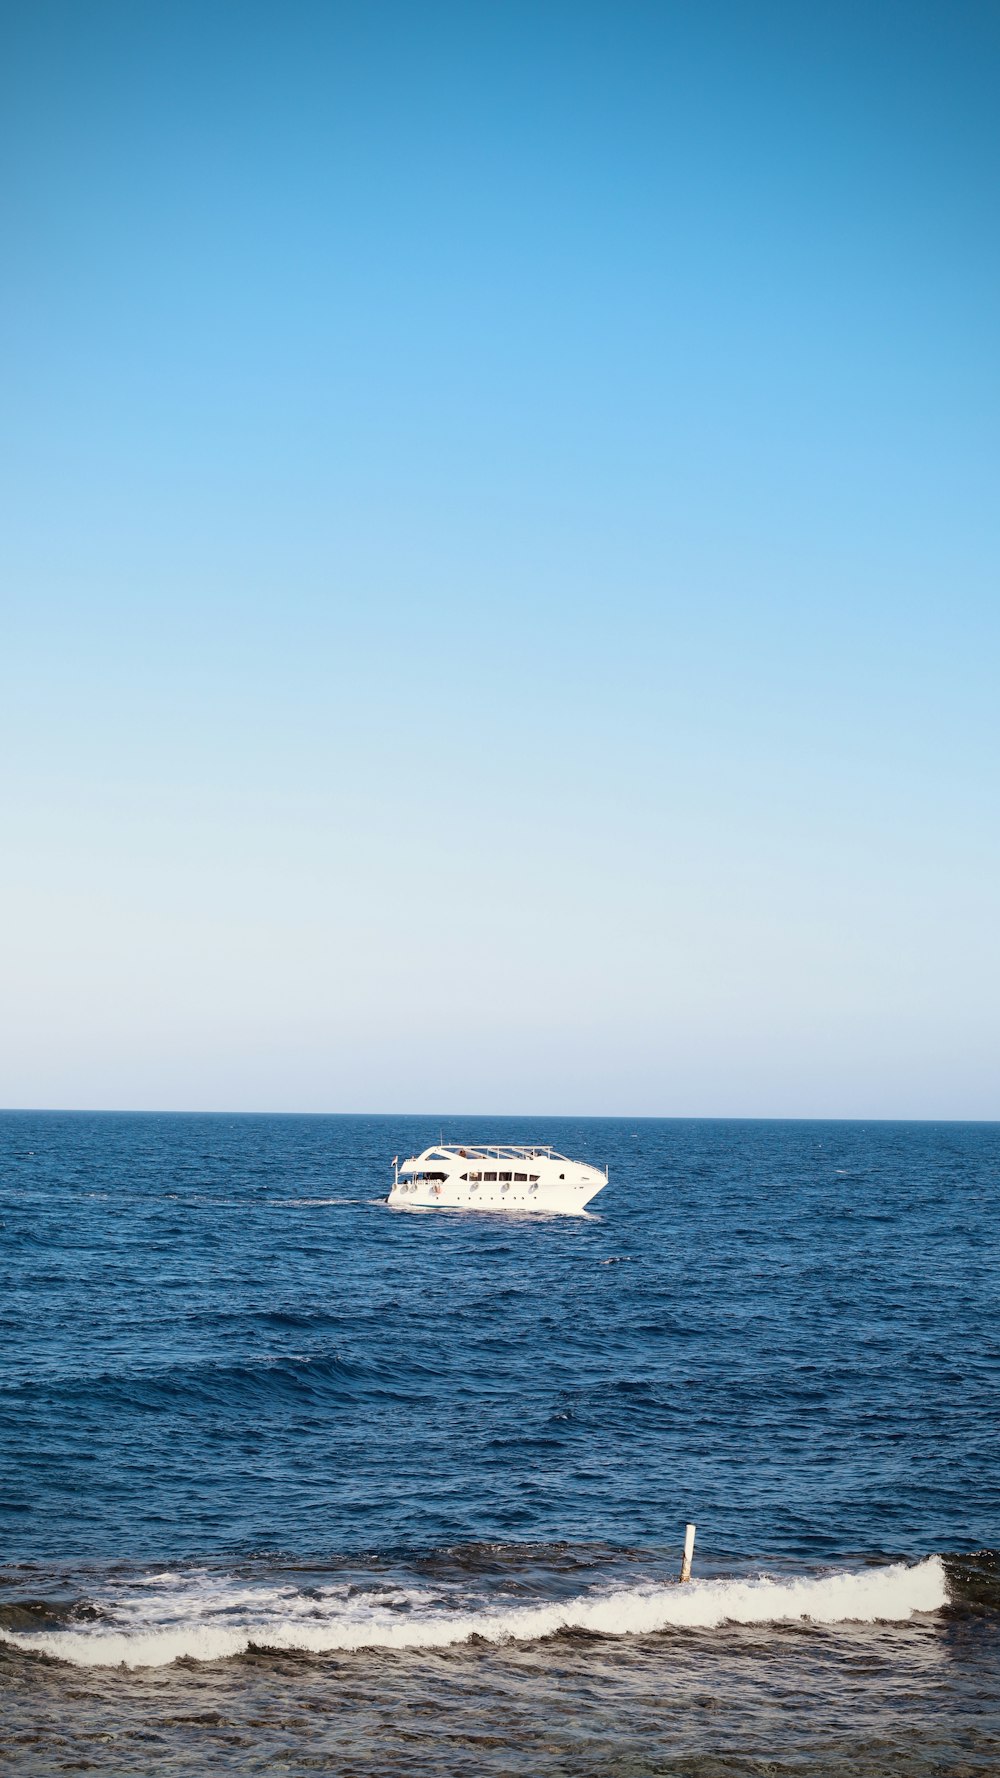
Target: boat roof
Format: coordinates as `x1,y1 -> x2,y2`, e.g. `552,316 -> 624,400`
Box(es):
416,1144 -> 571,1163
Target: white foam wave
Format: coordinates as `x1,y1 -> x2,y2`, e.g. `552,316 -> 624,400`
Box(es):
267,1198 -> 360,1206
0,1560 -> 947,1669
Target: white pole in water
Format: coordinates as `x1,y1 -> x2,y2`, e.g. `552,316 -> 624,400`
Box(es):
680,1522 -> 696,1583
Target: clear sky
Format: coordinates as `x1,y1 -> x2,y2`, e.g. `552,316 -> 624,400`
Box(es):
2,0 -> 998,1116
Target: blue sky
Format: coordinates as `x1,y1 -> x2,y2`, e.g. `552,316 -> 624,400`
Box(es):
2,0 -> 997,1114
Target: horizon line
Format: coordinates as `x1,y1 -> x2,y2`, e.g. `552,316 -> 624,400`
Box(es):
2,1107 -> 998,1125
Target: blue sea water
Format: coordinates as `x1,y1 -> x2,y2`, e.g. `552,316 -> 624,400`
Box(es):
2,1112 -> 998,1774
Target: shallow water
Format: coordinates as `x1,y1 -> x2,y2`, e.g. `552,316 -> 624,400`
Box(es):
1,1113 -> 998,1772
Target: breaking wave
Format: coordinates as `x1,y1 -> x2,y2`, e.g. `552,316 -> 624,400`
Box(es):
0,1559 -> 947,1669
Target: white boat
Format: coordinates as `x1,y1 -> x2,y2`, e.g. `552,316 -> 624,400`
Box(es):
388,1144 -> 607,1214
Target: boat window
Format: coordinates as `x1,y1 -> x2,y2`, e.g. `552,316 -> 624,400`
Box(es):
529,1174 -> 539,1182
514,1172 -> 526,1182
468,1171 -> 482,1181
484,1171 -> 497,1182
417,1171 -> 448,1181
499,1171 -> 512,1182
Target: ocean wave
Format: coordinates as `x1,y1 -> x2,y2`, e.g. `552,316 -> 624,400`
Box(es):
0,1345 -> 436,1409
0,1559 -> 948,1669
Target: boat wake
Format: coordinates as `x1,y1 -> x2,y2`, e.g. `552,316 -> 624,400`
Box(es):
0,1558 -> 948,1669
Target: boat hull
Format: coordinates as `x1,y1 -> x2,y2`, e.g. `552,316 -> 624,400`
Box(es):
388,1178 -> 605,1215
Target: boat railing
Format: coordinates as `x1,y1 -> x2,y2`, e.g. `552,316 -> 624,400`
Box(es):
436,1144 -> 568,1162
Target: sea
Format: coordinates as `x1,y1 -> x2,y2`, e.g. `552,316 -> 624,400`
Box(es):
1,1112 -> 998,1776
